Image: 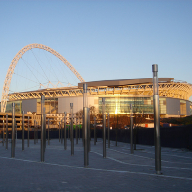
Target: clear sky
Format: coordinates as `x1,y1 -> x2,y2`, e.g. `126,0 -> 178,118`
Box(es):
0,0 -> 192,101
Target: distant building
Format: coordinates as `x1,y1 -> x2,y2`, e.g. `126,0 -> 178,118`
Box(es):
2,78 -> 192,118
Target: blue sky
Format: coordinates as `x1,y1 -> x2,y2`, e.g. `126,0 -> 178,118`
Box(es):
0,0 -> 192,101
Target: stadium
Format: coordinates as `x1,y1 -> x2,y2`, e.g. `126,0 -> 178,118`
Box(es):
1,44 -> 192,128
3,78 -> 192,118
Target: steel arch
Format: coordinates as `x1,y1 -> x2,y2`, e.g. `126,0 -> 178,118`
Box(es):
1,43 -> 85,112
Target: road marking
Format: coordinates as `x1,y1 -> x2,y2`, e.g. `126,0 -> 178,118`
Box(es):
0,156 -> 192,181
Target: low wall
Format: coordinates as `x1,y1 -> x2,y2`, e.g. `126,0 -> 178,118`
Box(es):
3,124 -> 192,150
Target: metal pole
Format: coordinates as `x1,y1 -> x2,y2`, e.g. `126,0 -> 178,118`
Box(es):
68,118 -> 69,140
79,118 -> 81,140
22,111 -> 24,151
76,117 -> 78,144
6,114 -> 8,150
28,116 -> 29,147
88,108 -> 90,152
108,113 -> 110,148
34,120 -> 36,144
59,122 -> 60,142
94,116 -> 96,145
11,103 -> 15,158
48,118 -> 50,145
3,117 -> 4,146
102,98 -> 106,158
70,103 -> 74,156
116,114 -> 118,146
83,84 -> 89,167
64,112 -> 67,150
15,123 -> 17,145
36,121 -> 38,143
152,64 -> 161,174
61,120 -> 63,144
130,104 -> 134,154
41,95 -> 45,162
84,107 -> 88,167
44,112 -> 46,151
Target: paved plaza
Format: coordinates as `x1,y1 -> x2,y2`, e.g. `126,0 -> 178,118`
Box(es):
0,137 -> 192,192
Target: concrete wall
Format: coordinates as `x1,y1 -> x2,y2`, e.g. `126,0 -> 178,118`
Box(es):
22,99 -> 37,114
58,96 -> 99,114
166,98 -> 180,115
186,100 -> 191,115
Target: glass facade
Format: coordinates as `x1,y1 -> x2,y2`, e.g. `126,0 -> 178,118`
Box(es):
6,101 -> 22,114
99,97 -> 166,115
37,98 -> 58,114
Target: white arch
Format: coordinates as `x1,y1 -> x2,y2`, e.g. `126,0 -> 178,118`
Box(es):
1,43 -> 85,112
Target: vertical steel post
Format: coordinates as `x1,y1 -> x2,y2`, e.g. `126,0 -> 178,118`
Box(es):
83,84 -> 89,167
41,95 -> 45,162
3,117 -> 4,146
102,98 -> 106,158
59,122 -> 60,142
84,107 -> 88,167
61,120 -> 63,144
94,116 -> 96,145
108,113 -> 110,148
6,114 -> 8,150
22,111 -> 24,151
44,112 -> 46,151
48,118 -> 50,145
70,103 -> 74,156
152,64 -> 161,174
68,119 -> 69,140
15,123 -> 17,145
88,108 -> 90,152
28,116 -> 29,147
78,118 -> 81,140
11,103 -> 15,158
130,104 -> 134,154
64,112 -> 67,150
34,120 -> 36,144
76,117 -> 78,144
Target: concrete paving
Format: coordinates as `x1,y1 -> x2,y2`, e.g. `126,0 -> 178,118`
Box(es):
0,137 -> 192,192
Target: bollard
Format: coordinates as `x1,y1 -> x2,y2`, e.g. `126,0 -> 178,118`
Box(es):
22,111 -> 24,151
76,117 -> 78,144
48,119 -> 50,145
130,104 -> 134,154
11,103 -> 15,158
64,112 -> 67,150
88,108 -> 90,152
15,124 -> 17,146
15,120 -> 17,145
59,122 -> 60,142
108,113 -> 110,148
34,120 -> 36,144
3,117 -> 4,146
152,64 -> 161,174
41,95 -> 45,162
28,116 -> 30,147
61,120 -> 63,144
94,117 -> 96,145
84,107 -> 88,167
44,112 -> 46,151
70,103 -> 74,156
6,114 -> 8,150
83,84 -> 89,167
102,98 -> 106,158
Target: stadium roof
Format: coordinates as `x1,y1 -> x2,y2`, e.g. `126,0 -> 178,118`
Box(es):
78,78 -> 174,88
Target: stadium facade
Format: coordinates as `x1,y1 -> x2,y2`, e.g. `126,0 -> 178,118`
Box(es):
2,78 -> 192,118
